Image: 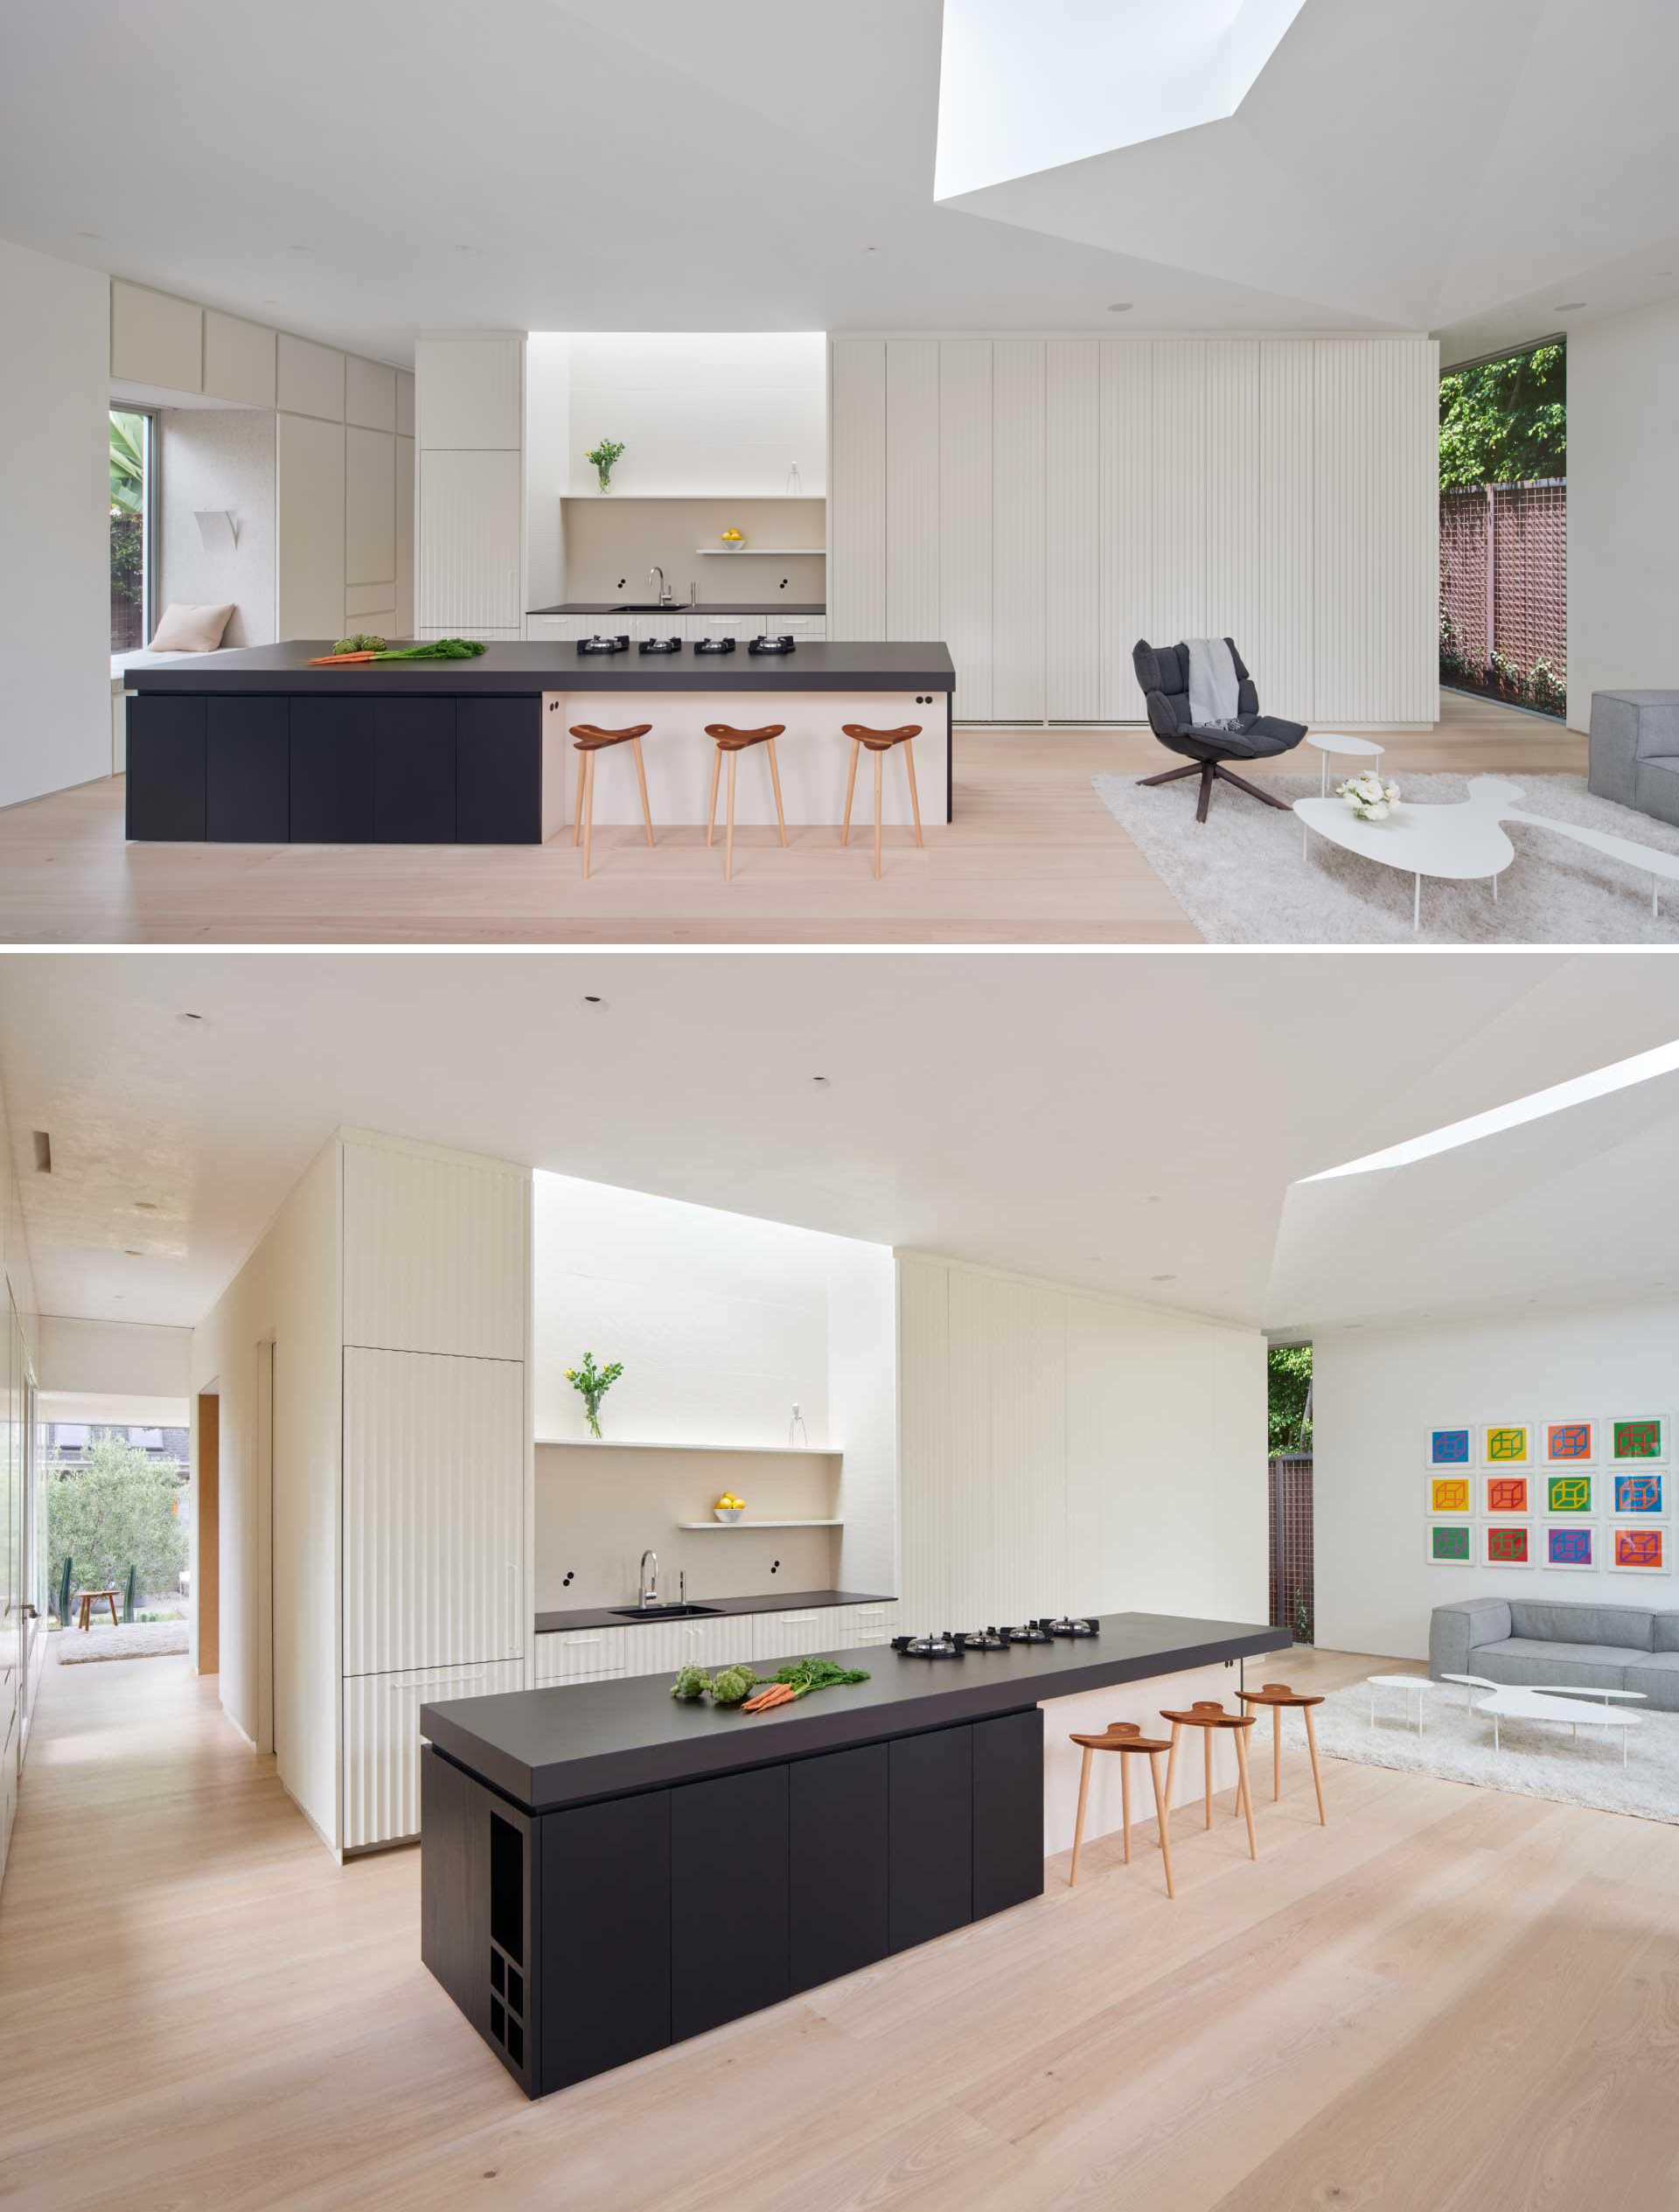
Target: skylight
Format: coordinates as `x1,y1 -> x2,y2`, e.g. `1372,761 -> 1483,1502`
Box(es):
1303,1038 -> 1679,1181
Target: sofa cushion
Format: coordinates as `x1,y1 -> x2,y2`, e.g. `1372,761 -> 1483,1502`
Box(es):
1623,1652 -> 1679,1711
1467,1637 -> 1632,1692
1506,1598 -> 1655,1652
1654,1614 -> 1679,1652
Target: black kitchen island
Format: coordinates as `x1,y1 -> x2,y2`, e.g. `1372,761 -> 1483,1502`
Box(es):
122,640 -> 957,844
419,1610 -> 1285,2098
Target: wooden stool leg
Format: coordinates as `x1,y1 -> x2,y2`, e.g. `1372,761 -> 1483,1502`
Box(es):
1234,1728 -> 1259,1860
1303,1705 -> 1327,1826
841,740 -> 859,845
707,745 -> 721,847
1203,1727 -> 1214,1829
765,738 -> 788,847
873,749 -> 883,880
1147,1751 -> 1175,1899
1163,1724 -> 1180,1835
1273,1705 -> 1282,1801
725,753 -> 737,881
108,1595 -> 120,1627
1120,1751 -> 1132,1865
902,738 -> 924,847
630,738 -> 654,847
582,753 -> 596,880
573,756 -> 586,846
1069,1746 -> 1092,1887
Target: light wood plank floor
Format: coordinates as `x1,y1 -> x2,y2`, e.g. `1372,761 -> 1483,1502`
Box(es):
3,1638 -> 1675,2211
0,693 -> 1579,943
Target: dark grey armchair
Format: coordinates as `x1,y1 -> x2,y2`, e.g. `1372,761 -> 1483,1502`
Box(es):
1132,638 -> 1307,822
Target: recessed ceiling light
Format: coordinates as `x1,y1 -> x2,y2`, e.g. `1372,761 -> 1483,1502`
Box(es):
1106,302 -> 1132,313
76,229 -> 100,240
1146,1194 -> 1161,1204
1552,300 -> 1585,310
862,245 -> 879,254
178,1011 -> 203,1023
582,994 -> 604,1006
135,1200 -> 157,1210
1150,1272 -> 1176,1283
123,1248 -> 143,1257
289,244 -> 313,254
812,1075 -> 831,1087
31,1131 -> 51,1174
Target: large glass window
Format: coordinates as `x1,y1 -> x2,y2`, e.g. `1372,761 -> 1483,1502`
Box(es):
109,407 -> 155,652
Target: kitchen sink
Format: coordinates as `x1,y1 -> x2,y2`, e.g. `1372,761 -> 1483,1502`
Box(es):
611,602 -> 682,612
610,1602 -> 721,1619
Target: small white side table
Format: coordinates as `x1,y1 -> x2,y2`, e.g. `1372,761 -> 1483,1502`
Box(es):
1365,1673 -> 1443,1733
1306,731 -> 1386,798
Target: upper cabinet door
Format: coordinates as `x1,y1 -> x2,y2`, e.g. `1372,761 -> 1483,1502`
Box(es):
204,310 -> 276,407
278,332 -> 346,422
343,1140 -> 528,1360
110,281 -> 202,393
346,356 -> 398,433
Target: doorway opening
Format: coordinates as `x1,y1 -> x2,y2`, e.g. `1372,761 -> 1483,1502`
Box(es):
196,1390 -> 219,1677
39,1397 -> 191,1664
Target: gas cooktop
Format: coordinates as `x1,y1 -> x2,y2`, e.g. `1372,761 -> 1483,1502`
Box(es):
892,1617 -> 1099,1657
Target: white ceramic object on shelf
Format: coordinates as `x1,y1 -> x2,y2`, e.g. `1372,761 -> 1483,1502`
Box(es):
713,1505 -> 744,1523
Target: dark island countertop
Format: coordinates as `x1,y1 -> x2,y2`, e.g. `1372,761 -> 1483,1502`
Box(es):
535,1588 -> 894,1635
125,641 -> 952,696
530,602 -> 826,617
423,1610 -> 1288,1814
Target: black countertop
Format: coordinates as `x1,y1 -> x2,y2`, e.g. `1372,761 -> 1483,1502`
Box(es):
534,1588 -> 893,1635
530,602 -> 826,616
423,1610 -> 1289,1813
125,641 -> 952,696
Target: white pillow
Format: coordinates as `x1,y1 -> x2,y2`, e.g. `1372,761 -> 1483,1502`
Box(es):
149,602 -> 235,653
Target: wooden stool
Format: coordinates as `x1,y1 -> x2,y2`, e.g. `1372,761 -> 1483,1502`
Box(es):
1067,1722 -> 1176,1897
1237,1682 -> 1327,1824
704,723 -> 788,880
74,1589 -> 120,1631
840,724 -> 924,880
568,723 -> 654,880
1160,1701 -> 1259,1860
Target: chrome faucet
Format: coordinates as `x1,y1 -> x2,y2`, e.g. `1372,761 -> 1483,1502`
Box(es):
638,1548 -> 659,1608
649,564 -> 672,607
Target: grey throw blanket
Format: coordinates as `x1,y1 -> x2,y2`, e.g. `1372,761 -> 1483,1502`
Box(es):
1187,636 -> 1241,729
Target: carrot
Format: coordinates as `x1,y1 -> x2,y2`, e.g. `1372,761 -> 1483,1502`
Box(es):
742,1683 -> 797,1713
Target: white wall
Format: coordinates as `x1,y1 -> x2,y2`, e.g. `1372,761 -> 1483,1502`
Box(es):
34,1314 -> 189,1399
1313,1301 -> 1679,1661
829,333 -> 1439,726
0,240 -> 110,807
1566,298 -> 1679,732
157,407 -> 278,647
897,1254 -> 1267,1631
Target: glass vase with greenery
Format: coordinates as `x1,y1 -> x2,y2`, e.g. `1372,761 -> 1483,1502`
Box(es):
566,1352 -> 624,1439
585,438 -> 625,493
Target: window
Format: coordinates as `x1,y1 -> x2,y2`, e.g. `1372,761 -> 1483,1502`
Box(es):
109,407 -> 156,652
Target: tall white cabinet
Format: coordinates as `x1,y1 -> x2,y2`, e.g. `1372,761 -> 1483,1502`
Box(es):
415,334 -> 526,641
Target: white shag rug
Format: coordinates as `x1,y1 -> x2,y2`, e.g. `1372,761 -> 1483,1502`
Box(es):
1314,1680 -> 1679,1826
55,1618 -> 189,1664
1093,769 -> 1679,943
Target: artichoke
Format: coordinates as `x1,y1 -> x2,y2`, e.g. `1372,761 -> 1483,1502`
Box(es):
709,1664 -> 757,1707
671,1665 -> 710,1701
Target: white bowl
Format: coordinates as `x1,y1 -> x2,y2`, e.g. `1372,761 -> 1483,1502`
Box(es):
713,1506 -> 745,1523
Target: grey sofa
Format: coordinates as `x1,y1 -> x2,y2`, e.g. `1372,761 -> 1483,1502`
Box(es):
1431,1595 -> 1679,1709
1588,689 -> 1679,827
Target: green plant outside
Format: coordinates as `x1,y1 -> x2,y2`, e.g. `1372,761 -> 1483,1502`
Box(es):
1267,1344 -> 1312,1457
1439,342 -> 1564,492
47,1430 -> 188,1603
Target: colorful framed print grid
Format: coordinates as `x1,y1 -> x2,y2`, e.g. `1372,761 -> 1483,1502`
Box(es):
1425,1422 -> 1475,1469
1541,1418 -> 1597,1465
1480,1522 -> 1534,1569
1611,1468 -> 1668,1520
1482,1472 -> 1530,1517
1609,1416 -> 1669,1464
1544,1471 -> 1595,1517
1543,1523 -> 1598,1572
1481,1421 -> 1535,1467
1426,1473 -> 1474,1518
1426,1522 -> 1475,1567
1607,1525 -> 1670,1575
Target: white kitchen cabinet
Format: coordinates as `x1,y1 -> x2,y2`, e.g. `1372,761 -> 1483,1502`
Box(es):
277,412 -> 346,640
110,280 -> 202,393
832,1601 -> 900,1650
628,611 -> 684,643
395,436 -> 415,636
277,332 -> 346,422
992,340 -> 1046,723
534,1626 -> 630,1686
686,613 -> 761,647
343,1347 -> 525,1677
345,427 -> 397,590
203,310 -> 275,407
620,1613 -> 756,1676
346,355 -> 398,434
751,1606 -> 840,1664
345,1659 -> 521,1850
775,615 -> 826,640
344,1137 -> 526,1360
418,449 -> 523,629
526,614 -> 592,642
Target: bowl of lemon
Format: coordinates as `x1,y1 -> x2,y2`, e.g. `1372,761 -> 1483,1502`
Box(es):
719,526 -> 746,551
713,1493 -> 746,1523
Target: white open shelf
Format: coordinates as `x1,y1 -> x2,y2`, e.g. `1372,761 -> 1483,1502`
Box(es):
677,1518 -> 844,1531
535,1436 -> 841,1457
695,547 -> 826,557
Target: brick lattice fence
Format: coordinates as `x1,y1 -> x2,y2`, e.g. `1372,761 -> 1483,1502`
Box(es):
1268,1454 -> 1313,1643
1439,479 -> 1566,714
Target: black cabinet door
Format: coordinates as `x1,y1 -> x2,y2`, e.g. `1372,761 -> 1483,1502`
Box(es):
205,698 -> 289,841
972,1708 -> 1045,1921
671,1764 -> 790,2039
289,698 -> 375,841
790,1742 -> 888,1994
126,694 -> 206,840
421,1747 -> 492,2042
540,1788 -> 671,2094
888,1725 -> 972,1953
456,695 -> 542,844
374,697 -> 456,843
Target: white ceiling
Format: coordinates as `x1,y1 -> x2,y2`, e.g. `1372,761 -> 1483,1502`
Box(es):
4,0 -> 1671,361
2,952 -> 1676,1340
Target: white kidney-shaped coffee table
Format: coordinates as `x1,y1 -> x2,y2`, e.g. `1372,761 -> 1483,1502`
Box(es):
1473,1686 -> 1641,1766
1306,731 -> 1386,799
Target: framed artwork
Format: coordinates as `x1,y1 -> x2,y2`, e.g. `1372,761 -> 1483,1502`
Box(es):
1427,1474 -> 1473,1517
1611,1469 -> 1668,1519
1483,1473 -> 1530,1517
1541,1418 -> 1596,1465
1425,1422 -> 1475,1469
1546,1471 -> 1595,1516
1481,1522 -> 1534,1568
1608,1525 -> 1669,1575
1427,1522 -> 1475,1566
1543,1524 -> 1597,1571
1481,1422 -> 1534,1466
1610,1416 -> 1669,1464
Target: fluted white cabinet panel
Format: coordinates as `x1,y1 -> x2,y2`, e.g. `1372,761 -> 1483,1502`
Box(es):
752,1606 -> 839,1663
1046,341 -> 1100,719
343,1141 -> 527,1360
344,1659 -> 521,1849
1258,340 -> 1316,721
1148,341 -> 1209,647
395,435 -> 415,636
885,341 -> 940,640
983,1274 -> 1067,1626
938,341 -> 993,719
1204,341 -> 1262,665
833,1601 -> 899,1648
830,342 -> 886,640
632,1614 -> 756,1674
944,1264 -> 991,1628
343,1348 -> 524,1676
897,1256 -> 951,1630
533,1627 -> 630,1684
992,341 -> 1046,723
1097,342 -> 1153,719
418,449 -> 522,630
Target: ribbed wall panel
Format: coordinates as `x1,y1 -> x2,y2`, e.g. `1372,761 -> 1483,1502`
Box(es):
885,341 -> 941,640
533,1626 -> 630,1685
417,449 -> 523,629
829,342 -> 886,640
944,1266 -> 991,1624
938,341 -> 993,719
896,1256 -> 951,1629
343,1347 -> 525,1677
1097,342 -> 1153,718
1258,339 -> 1317,720
992,340 -> 1046,722
1149,341 -> 1209,646
1046,341 -> 1100,719
344,1659 -> 521,1849
344,1141 -> 527,1360
1204,340 -> 1261,665
985,1276 -> 1067,1624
